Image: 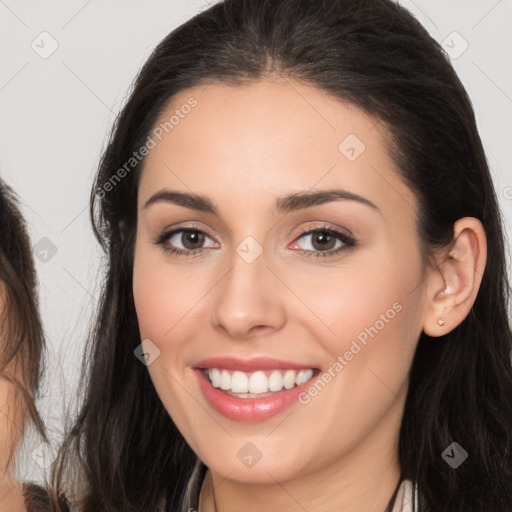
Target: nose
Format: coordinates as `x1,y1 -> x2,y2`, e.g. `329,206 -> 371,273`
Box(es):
211,246 -> 287,340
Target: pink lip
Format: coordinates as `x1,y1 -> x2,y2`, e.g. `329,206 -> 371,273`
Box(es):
193,364 -> 322,423
193,356 -> 316,373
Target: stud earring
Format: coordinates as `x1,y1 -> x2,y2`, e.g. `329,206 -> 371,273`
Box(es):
437,318 -> 445,326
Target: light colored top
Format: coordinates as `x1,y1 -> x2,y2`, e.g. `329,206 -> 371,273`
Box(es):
391,479 -> 418,512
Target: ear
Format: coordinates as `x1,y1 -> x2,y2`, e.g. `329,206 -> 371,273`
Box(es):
422,217 -> 487,337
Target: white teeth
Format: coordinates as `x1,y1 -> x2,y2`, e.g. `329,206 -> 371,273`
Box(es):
210,368 -> 221,388
230,371 -> 249,393
248,371 -> 268,394
268,370 -> 284,392
283,369 -> 296,389
206,367 -> 316,395
220,370 -> 231,390
296,369 -> 314,386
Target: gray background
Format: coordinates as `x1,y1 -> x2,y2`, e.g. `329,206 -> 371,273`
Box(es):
0,0 -> 510,483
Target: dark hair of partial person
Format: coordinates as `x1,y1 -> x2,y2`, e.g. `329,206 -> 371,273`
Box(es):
0,178 -> 50,506
50,0 -> 512,510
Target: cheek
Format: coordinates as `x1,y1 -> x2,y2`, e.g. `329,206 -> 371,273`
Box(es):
286,255 -> 424,463
293,243 -> 425,417
134,240 -> 197,337
132,238 -> 216,373
296,252 -> 421,352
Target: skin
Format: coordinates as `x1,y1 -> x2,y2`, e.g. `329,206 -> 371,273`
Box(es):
0,384 -> 25,512
132,77 -> 486,511
0,285 -> 26,512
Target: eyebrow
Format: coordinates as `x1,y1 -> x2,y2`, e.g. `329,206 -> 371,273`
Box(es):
143,188 -> 380,215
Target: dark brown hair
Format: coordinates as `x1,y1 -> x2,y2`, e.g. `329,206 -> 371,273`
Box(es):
53,0 -> 512,510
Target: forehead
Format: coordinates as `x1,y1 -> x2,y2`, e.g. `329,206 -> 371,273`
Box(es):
138,79 -> 417,222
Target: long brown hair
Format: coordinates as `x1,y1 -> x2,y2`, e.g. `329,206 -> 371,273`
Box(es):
0,178 -> 47,471
53,0 -> 512,510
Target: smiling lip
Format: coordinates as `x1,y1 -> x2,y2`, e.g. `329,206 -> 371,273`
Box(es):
193,357 -> 322,422
193,356 -> 316,372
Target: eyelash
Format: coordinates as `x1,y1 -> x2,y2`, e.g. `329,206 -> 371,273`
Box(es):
153,224 -> 357,259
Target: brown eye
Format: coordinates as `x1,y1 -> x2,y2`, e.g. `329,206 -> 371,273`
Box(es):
154,227 -> 218,256
291,227 -> 356,259
310,231 -> 337,251
180,230 -> 205,250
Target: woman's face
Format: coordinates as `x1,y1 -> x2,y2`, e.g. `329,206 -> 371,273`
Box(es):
133,78 -> 429,483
